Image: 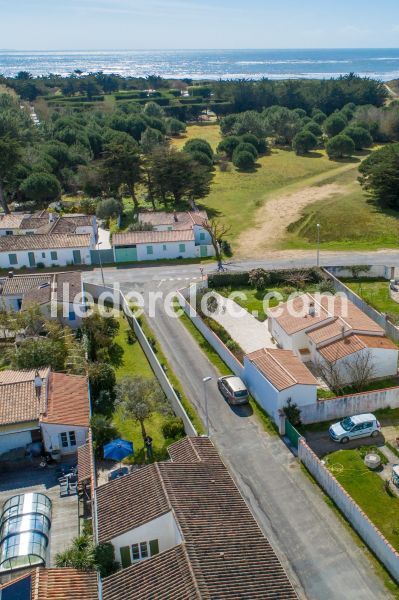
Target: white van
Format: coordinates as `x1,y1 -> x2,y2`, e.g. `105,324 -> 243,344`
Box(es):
329,413 -> 381,444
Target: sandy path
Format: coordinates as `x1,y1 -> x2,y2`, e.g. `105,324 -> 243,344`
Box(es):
235,182 -> 345,258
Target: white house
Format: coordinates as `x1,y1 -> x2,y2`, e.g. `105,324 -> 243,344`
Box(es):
0,369 -> 90,457
97,437 -> 296,600
112,229 -> 209,262
243,348 -> 318,421
0,233 -> 94,269
0,271 -> 84,327
268,293 -> 398,386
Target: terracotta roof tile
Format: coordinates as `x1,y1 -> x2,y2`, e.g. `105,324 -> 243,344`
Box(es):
41,372 -> 90,427
102,545 -> 199,600
96,463 -> 170,544
112,229 -> 194,246
0,367 -> 49,384
50,215 -> 93,234
319,333 -> 398,363
138,210 -> 207,227
0,233 -> 91,251
246,348 -> 318,391
99,437 -> 297,600
56,271 -> 82,302
0,375 -> 48,426
34,567 -> 98,600
0,273 -> 53,296
0,213 -> 26,229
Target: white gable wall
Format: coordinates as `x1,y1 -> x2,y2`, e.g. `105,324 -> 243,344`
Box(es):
136,240 -> 196,261
110,511 -> 182,566
40,423 -> 88,455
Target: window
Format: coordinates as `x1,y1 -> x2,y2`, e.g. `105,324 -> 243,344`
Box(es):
140,542 -> 148,558
163,245 -> 167,251
8,254 -> 18,266
41,252 -> 46,258
5,231 -> 13,236
199,232 -> 205,241
146,246 -> 153,255
60,431 -> 76,447
149,539 -> 159,556
167,226 -> 173,231
60,433 -> 68,448
68,431 -> 76,446
51,251 -> 58,260
179,243 -> 186,253
131,544 -> 140,560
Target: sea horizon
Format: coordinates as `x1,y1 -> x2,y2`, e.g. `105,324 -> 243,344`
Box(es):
1,48 -> 399,80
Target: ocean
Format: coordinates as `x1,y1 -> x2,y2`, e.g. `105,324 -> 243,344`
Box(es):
1,48 -> 399,80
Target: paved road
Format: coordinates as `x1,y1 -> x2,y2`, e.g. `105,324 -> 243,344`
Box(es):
83,266 -> 393,599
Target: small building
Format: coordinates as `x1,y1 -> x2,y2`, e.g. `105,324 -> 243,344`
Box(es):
112,210 -> 214,262
0,271 -> 84,327
0,211 -> 97,238
97,437 -> 297,600
113,229 -> 199,262
0,233 -> 94,269
0,567 -> 98,598
243,348 -> 318,421
0,369 -> 90,458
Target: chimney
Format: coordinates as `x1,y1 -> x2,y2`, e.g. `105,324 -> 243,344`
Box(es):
8,270 -> 13,279
173,212 -> 178,223
309,302 -> 315,317
48,212 -> 56,223
341,325 -> 345,339
34,370 -> 43,399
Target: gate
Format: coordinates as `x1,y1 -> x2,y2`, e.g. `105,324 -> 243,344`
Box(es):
285,420 -> 302,449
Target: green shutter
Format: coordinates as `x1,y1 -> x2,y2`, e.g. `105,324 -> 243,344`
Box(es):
146,245 -> 153,255
179,243 -> 186,252
8,254 -> 18,266
120,546 -> 131,568
149,539 -> 159,556
200,232 -> 205,240
51,251 -> 58,260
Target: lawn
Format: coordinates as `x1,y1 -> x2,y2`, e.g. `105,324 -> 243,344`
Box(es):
112,315 -> 182,463
172,125 -> 399,253
215,283 -> 321,322
341,278 -> 399,323
285,168 -> 399,251
326,448 -> 399,552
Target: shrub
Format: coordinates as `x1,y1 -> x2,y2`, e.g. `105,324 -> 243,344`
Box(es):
233,150 -> 255,171
292,130 -> 318,155
303,121 -> 323,137
190,150 -> 213,168
326,134 -> 355,159
233,142 -> 258,159
221,239 -> 232,257
240,133 -> 268,154
324,113 -> 347,136
226,339 -> 240,352
162,416 -> 185,439
184,138 -> 213,159
343,126 -> 373,150
208,271 -> 249,288
283,399 -> 302,426
217,135 -> 241,159
249,268 -> 271,291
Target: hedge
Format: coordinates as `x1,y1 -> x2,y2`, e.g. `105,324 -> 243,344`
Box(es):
207,267 -> 324,288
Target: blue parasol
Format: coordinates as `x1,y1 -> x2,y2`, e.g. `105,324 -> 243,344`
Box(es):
103,438 -> 134,462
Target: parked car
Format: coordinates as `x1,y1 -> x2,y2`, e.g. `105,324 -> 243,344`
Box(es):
217,376 -> 249,406
329,413 -> 381,444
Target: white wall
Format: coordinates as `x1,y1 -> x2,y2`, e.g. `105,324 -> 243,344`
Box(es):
193,224 -> 212,245
0,428 -> 36,455
40,423 -> 88,455
0,247 -> 92,269
243,357 -> 317,422
268,318 -> 293,350
111,511 -> 182,565
136,240 -> 196,261
299,438 -> 399,583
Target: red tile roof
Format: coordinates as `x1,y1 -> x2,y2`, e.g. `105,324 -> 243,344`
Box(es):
99,437 -> 297,600
246,348 -> 318,391
0,233 -> 91,251
0,567 -> 98,599
319,333 -> 398,363
112,229 -> 194,246
41,372 -> 90,427
0,369 -> 49,426
102,545 -> 199,600
138,210 -> 207,227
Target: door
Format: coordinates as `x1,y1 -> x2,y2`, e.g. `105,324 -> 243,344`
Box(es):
72,250 -> 82,265
28,252 -> 36,267
349,424 -> 364,439
115,247 -> 138,263
59,430 -> 77,453
200,245 -> 208,257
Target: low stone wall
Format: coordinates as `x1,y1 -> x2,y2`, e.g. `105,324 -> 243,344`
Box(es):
177,286 -> 244,378
326,265 -> 393,279
83,282 -> 197,437
299,438 -> 399,583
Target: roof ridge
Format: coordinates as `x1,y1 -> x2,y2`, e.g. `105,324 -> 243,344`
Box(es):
180,542 -> 203,599
264,348 -> 297,386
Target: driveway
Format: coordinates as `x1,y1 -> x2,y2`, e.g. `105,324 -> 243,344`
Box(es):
210,292 -> 275,353
305,429 -> 386,458
83,270 -> 392,599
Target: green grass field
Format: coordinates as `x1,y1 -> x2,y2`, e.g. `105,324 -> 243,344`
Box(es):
173,125 -> 399,252
342,278 -> 399,323
326,449 -> 399,552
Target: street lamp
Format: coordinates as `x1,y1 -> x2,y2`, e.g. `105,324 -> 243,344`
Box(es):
202,376 -> 212,437
97,240 -> 105,287
316,223 -> 320,268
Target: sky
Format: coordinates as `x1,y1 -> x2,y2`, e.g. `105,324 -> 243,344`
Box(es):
1,0 -> 399,50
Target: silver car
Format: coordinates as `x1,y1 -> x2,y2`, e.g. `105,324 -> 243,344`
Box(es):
329,413 -> 381,444
217,376 -> 249,406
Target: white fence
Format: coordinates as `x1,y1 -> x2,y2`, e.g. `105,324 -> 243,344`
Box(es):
299,438 -> 399,583
83,282 -> 197,437
324,268 -> 399,343
177,285 -> 244,378
326,265 -> 394,279
301,386 -> 399,424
